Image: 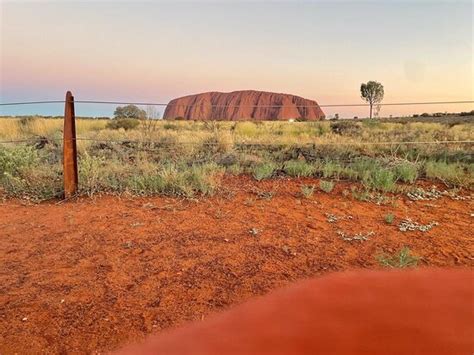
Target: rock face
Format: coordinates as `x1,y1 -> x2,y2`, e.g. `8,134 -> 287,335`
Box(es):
163,90 -> 325,121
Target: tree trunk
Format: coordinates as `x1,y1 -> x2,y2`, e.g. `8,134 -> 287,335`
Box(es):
369,104 -> 373,119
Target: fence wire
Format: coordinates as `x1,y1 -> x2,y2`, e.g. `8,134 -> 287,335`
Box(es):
1,99 -> 473,108
0,137 -> 473,146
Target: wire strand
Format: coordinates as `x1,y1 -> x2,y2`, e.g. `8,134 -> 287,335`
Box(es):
1,99 -> 473,108
0,137 -> 472,146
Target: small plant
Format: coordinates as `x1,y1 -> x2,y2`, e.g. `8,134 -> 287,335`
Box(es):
368,168 -> 396,192
351,159 -> 396,192
252,162 -> 277,181
384,213 -> 395,224
319,180 -> 334,193
300,184 -> 315,198
283,160 -> 314,177
377,247 -> 420,268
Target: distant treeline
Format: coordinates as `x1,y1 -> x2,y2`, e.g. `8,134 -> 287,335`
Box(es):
413,110 -> 474,118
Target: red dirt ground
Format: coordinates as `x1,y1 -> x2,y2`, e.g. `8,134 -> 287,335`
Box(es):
0,176 -> 472,354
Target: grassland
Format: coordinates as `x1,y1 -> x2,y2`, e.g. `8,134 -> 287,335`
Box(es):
0,116 -> 473,200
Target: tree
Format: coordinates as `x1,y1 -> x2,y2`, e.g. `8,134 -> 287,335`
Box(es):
360,81 -> 384,119
113,104 -> 146,119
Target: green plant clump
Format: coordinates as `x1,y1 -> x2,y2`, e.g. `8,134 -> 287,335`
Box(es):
425,161 -> 469,187
384,213 -> 395,224
319,180 -> 335,193
300,184 -> 315,198
283,160 -> 314,177
252,162 -> 277,181
377,247 -> 420,268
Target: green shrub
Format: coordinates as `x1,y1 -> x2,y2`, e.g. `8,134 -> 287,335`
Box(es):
0,146 -> 37,176
384,213 -> 395,224
0,168 -> 61,200
187,163 -> 224,196
128,163 -> 223,197
106,118 -> 140,130
394,162 -> 419,183
321,161 -> 348,179
252,162 -> 277,181
319,180 -> 335,193
78,153 -> 105,196
352,159 -> 396,192
369,169 -> 396,192
377,247 -> 420,268
283,160 -> 314,177
425,161 -> 468,186
300,184 -> 315,198
128,174 -> 165,195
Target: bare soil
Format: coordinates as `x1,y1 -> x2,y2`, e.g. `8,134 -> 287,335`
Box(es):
0,176 -> 472,354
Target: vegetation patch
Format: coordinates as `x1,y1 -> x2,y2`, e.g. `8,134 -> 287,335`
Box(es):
0,117 -> 472,200
319,180 -> 335,193
252,162 -> 277,181
283,160 -> 314,177
300,184 -> 315,198
377,247 -> 420,268
384,213 -> 395,224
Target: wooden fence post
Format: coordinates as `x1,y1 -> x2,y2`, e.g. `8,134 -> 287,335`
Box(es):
63,91 -> 78,198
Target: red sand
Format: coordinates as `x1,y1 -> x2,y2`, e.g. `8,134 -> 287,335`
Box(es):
0,176 -> 472,353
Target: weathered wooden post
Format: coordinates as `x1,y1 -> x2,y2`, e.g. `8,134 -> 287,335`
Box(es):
63,91 -> 78,198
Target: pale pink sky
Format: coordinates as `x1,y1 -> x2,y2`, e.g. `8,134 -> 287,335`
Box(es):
1,1 -> 473,118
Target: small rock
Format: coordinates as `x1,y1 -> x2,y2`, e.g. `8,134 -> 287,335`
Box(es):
22,317 -> 28,321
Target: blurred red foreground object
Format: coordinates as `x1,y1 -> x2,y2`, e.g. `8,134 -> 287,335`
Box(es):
116,268 -> 473,355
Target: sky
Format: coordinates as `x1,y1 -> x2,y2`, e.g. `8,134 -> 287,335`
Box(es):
1,0 -> 473,118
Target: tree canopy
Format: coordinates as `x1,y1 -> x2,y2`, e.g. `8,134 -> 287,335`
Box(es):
360,81 -> 384,119
113,105 -> 146,119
